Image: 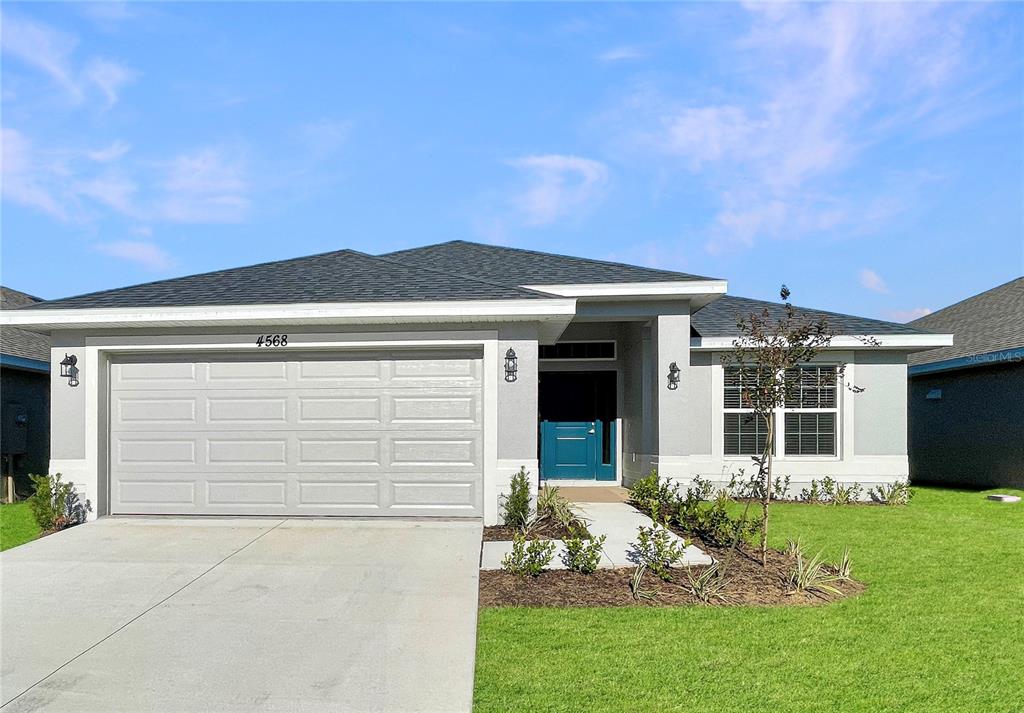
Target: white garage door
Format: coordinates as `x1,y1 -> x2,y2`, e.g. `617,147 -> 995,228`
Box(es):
108,350 -> 484,517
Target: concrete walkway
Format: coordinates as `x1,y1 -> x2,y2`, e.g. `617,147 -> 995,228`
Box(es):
1,517 -> 482,713
480,500 -> 712,570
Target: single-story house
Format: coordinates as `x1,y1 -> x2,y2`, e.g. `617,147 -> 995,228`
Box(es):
0,241 -> 952,524
0,286 -> 51,499
908,277 -> 1023,489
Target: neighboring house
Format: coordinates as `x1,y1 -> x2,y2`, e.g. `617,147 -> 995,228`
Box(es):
907,277 -> 1024,489
0,241 -> 951,524
0,287 -> 51,496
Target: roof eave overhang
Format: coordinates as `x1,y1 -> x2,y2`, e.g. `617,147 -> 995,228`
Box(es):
523,280 -> 727,309
0,299 -> 579,333
690,334 -> 955,351
909,347 -> 1024,376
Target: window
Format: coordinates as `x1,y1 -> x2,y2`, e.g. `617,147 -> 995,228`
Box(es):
723,366 -> 772,456
539,341 -> 615,360
722,364 -> 840,458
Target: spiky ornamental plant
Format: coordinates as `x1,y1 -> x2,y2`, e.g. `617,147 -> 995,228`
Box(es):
721,285 -> 872,566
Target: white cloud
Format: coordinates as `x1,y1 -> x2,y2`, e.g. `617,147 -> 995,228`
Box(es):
598,46 -> 647,63
883,307 -> 933,323
606,3 -> 986,252
93,240 -> 174,271
0,11 -> 137,107
156,146 -> 250,223
84,58 -> 137,108
87,140 -> 131,162
74,173 -> 138,214
859,268 -> 889,294
507,154 -> 609,226
0,128 -> 69,219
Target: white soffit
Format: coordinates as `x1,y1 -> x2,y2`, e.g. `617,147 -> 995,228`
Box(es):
690,334 -> 955,351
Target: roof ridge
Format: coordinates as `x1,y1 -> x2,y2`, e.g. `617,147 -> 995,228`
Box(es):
22,248 -> 367,309
390,240 -> 719,282
369,248 -> 555,299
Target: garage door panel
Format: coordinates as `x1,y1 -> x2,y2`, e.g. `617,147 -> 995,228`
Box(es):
109,352 -> 483,516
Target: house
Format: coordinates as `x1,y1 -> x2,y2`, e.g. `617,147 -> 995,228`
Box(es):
0,287 -> 51,500
0,241 -> 952,523
907,277 -> 1024,489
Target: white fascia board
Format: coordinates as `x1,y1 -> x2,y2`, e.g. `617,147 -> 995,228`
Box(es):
691,333 -> 955,351
0,299 -> 578,330
523,280 -> 728,299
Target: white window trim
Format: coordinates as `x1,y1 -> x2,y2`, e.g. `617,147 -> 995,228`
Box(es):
720,361 -> 844,462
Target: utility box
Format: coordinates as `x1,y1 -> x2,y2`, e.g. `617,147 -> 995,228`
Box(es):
1,402 -> 29,455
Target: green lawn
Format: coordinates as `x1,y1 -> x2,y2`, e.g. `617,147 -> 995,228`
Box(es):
0,502 -> 42,552
474,486 -> 1024,712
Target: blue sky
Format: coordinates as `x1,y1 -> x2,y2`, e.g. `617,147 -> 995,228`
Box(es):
2,2 -> 1022,321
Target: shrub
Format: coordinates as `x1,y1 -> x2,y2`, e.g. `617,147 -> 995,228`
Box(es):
675,484 -> 755,547
536,484 -> 586,534
869,481 -> 914,506
501,533 -> 556,577
772,475 -> 792,501
799,479 -> 826,504
501,467 -> 533,531
28,473 -> 80,531
836,547 -> 853,580
562,534 -> 606,574
630,524 -> 686,581
628,470 -> 678,516
831,481 -> 863,506
629,563 -> 657,601
685,562 -> 731,605
786,542 -> 843,597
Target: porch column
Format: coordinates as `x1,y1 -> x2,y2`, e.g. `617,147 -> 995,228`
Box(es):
490,329 -> 539,525
651,312 -> 691,471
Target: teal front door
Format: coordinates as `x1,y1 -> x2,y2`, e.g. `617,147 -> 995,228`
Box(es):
540,420 -> 616,480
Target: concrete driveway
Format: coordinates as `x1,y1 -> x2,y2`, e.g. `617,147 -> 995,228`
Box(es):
0,517 -> 482,712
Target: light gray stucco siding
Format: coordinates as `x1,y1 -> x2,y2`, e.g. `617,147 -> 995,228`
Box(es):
49,334 -> 86,460
854,351 -> 908,456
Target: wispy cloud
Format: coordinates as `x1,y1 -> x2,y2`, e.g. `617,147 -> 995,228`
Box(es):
156,146 -> 250,223
0,11 -> 137,107
883,307 -> 933,323
598,46 -> 647,63
93,240 -> 174,271
87,140 -> 131,162
0,127 -> 69,219
507,154 -> 609,226
859,268 -> 889,294
604,3 -> 994,253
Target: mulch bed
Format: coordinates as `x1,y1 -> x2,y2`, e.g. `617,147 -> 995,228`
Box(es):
482,521 -> 586,542
479,544 -> 864,608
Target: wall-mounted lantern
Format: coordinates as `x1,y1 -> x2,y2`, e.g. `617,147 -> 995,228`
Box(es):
667,361 -> 681,390
59,353 -> 80,387
504,348 -> 518,383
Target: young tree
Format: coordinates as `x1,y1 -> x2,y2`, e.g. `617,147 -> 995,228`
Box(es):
721,286 -> 868,565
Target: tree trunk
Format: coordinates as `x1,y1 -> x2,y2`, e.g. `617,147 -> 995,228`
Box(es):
760,419 -> 774,567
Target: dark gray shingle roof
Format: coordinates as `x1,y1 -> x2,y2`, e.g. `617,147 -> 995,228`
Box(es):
908,277 -> 1024,366
383,240 -> 719,285
1,287 -> 50,362
23,249 -> 549,310
692,295 -> 931,338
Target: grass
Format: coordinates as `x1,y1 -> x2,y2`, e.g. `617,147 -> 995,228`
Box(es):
0,502 -> 43,552
474,486 -> 1024,712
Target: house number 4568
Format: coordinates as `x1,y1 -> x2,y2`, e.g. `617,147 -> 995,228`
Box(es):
256,334 -> 288,347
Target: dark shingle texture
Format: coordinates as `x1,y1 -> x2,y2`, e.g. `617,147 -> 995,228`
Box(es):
1,287 -> 50,362
692,295 -> 931,338
908,277 -> 1024,366
384,240 -> 718,285
24,250 -> 548,310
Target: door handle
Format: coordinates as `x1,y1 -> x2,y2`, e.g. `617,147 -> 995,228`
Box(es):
587,427 -> 596,434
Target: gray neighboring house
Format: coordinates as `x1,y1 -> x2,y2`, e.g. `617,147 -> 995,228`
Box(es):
0,241 -> 951,523
1,287 -> 51,495
908,277 -> 1024,489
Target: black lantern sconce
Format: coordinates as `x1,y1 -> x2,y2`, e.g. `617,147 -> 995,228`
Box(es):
504,348 -> 518,383
667,361 -> 681,390
60,353 -> 80,387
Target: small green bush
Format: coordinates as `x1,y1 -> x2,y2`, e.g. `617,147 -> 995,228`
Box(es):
869,481 -> 913,506
786,541 -> 843,597
685,561 -> 731,605
501,467 -> 533,531
536,484 -> 586,533
501,533 -> 556,577
630,524 -> 686,581
27,473 -> 77,531
687,492 -> 756,547
562,534 -> 606,574
628,470 -> 678,515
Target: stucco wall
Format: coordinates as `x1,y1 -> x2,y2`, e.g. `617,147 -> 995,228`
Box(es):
853,350 -> 908,456
909,362 -> 1024,488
